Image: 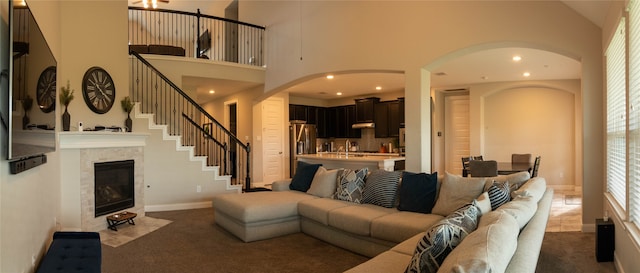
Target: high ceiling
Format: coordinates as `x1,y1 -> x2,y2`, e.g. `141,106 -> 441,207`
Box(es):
150,0 -> 610,102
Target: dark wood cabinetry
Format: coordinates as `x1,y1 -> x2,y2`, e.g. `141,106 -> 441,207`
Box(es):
355,97 -> 379,123
346,105 -> 361,138
374,100 -> 402,138
398,97 -> 405,127
289,104 -> 307,122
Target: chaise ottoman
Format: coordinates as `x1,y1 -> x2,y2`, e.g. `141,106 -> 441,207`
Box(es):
212,190 -> 318,242
36,231 -> 101,273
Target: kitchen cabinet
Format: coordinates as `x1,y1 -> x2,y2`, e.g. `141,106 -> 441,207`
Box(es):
289,104 -> 307,122
374,100 -> 401,138
316,107 -> 328,138
325,107 -> 336,138
388,101 -> 400,137
355,97 -> 379,123
335,106 -> 347,138
347,105 -> 361,138
307,106 -> 318,125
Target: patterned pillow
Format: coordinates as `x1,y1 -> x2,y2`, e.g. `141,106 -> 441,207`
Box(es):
334,168 -> 368,203
362,169 -> 401,208
405,202 -> 480,273
487,181 -> 511,210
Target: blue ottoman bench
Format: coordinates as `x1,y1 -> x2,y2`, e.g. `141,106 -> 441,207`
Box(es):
36,231 -> 102,273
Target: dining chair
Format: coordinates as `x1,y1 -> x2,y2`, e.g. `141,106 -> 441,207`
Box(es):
531,156 -> 541,177
472,155 -> 484,161
461,156 -> 472,177
469,160 -> 498,177
512,153 -> 532,164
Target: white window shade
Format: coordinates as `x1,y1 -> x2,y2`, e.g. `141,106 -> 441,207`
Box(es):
607,17 -> 627,211
630,1 -> 640,226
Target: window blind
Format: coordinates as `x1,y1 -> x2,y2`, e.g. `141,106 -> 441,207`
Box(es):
607,17 -> 627,210
630,0 -> 640,226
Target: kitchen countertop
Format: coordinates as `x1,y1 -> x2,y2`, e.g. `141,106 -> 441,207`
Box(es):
296,153 -> 405,171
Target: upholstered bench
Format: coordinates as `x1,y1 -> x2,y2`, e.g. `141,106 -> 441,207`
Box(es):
36,231 -> 101,273
212,190 -> 318,242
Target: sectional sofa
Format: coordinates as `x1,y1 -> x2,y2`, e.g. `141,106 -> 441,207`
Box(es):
212,166 -> 552,273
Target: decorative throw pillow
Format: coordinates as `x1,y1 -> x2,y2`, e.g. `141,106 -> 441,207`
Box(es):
474,192 -> 492,215
289,161 -> 322,192
405,202 -> 481,273
398,171 -> 438,213
431,172 -> 487,216
334,168 -> 368,203
493,171 -> 531,192
362,169 -> 402,208
307,167 -> 341,198
487,181 -> 511,210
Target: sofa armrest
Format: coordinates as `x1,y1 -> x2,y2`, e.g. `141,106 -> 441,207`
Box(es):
271,179 -> 292,191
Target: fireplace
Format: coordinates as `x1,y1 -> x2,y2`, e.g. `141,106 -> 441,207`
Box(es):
94,160 -> 135,217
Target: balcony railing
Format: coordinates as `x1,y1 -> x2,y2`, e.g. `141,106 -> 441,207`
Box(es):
128,7 -> 265,66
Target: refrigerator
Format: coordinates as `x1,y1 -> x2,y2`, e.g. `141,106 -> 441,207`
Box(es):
290,121 -> 317,177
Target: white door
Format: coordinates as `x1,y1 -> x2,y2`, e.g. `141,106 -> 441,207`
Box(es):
262,98 -> 285,184
444,95 -> 470,176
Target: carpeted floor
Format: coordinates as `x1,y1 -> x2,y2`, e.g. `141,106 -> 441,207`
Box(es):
102,208 -> 617,273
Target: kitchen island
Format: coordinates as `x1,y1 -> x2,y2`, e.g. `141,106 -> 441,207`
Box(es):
296,152 -> 405,171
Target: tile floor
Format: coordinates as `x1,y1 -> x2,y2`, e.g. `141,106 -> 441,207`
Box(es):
546,190 -> 583,232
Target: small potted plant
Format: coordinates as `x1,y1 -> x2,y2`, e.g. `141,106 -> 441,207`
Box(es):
22,95 -> 33,129
59,80 -> 74,131
121,96 -> 134,132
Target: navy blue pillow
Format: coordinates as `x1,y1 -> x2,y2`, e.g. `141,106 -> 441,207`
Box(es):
398,171 -> 438,213
289,161 -> 322,192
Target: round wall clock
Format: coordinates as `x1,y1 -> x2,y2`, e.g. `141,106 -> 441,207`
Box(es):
36,66 -> 56,113
82,66 -> 115,114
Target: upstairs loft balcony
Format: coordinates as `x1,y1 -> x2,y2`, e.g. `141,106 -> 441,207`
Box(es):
128,7 -> 265,67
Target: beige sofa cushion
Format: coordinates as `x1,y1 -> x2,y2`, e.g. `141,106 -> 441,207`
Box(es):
328,204 -> 395,236
390,233 -> 424,255
495,196 -> 538,229
512,177 -> 546,202
343,250 -> 412,273
298,198 -> 355,225
432,172 -> 487,216
212,191 -> 316,223
371,211 -> 444,243
438,210 -> 519,273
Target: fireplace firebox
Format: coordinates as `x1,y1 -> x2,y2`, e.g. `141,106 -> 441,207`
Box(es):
94,160 -> 135,217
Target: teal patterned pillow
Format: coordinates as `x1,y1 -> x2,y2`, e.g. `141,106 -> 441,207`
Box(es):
334,168 -> 368,203
405,202 -> 481,273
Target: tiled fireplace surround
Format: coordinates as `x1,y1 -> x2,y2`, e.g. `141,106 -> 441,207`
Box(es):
60,132 -> 148,231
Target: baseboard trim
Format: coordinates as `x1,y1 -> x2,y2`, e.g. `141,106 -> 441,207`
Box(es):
548,184 -> 578,192
145,201 -> 212,212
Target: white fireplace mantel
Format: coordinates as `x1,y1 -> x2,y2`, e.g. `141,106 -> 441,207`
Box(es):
59,132 -> 149,149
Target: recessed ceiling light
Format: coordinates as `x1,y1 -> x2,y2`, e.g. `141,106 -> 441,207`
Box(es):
481,76 -> 488,80
513,56 -> 522,61
326,75 -> 334,79
523,72 -> 531,77
435,72 -> 447,76
209,90 -> 215,94
336,92 -> 343,96
375,86 -> 382,90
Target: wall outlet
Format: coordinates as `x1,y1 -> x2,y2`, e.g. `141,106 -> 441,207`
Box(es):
196,185 -> 201,193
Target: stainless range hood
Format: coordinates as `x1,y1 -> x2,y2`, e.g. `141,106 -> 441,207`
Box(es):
352,122 -> 375,129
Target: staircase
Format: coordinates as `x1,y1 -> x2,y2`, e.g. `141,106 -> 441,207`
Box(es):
129,52 -> 252,210
132,101 -> 242,211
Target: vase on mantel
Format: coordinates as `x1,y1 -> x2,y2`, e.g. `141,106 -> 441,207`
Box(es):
125,113 -> 132,132
62,107 -> 70,131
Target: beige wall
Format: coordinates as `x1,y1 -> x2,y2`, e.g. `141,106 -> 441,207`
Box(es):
432,80 -> 581,191
241,0 -> 603,231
